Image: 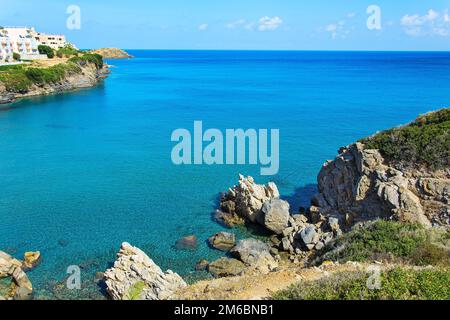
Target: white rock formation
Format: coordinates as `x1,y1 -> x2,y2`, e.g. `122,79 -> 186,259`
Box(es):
104,242 -> 186,300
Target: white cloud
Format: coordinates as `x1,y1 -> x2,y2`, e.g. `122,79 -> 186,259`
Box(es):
226,19 -> 246,29
323,14 -> 355,40
258,16 -> 283,31
401,9 -> 450,37
198,23 -> 208,31
226,16 -> 283,32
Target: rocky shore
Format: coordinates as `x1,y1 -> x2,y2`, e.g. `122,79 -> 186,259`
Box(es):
0,251 -> 40,300
1,108 -> 448,300
0,60 -> 109,105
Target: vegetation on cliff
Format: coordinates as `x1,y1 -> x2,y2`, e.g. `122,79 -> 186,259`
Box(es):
360,108 -> 450,170
314,221 -> 449,267
88,48 -> 132,59
0,53 -> 104,93
274,267 -> 450,300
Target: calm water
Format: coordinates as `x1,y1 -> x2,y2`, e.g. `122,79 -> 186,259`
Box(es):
1,51 -> 450,299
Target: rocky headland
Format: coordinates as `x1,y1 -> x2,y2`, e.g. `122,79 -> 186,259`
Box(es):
0,54 -> 109,105
88,48 -> 133,59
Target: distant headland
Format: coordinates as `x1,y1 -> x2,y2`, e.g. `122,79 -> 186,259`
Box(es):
88,48 -> 133,59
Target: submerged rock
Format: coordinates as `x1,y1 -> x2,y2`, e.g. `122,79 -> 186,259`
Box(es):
104,242 -> 186,300
208,232 -> 236,251
175,235 -> 198,251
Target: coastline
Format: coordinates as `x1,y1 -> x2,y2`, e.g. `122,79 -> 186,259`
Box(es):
0,61 -> 110,106
2,48 -> 450,297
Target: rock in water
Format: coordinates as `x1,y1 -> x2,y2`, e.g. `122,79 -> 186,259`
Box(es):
22,251 -> 41,271
220,175 -> 280,225
104,242 -> 186,300
208,258 -> 246,278
175,235 -> 198,251
195,259 -> 209,271
259,199 -> 290,234
230,239 -> 278,274
0,251 -> 33,300
208,232 -> 236,251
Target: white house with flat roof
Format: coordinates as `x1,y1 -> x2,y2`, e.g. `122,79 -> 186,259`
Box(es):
1,27 -> 40,55
0,26 -> 72,63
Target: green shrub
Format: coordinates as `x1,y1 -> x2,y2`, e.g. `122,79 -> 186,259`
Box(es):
360,108 -> 450,170
12,52 -> 20,61
24,68 -> 45,84
314,220 -> 450,266
69,53 -> 103,69
0,61 -> 83,92
124,281 -> 146,300
38,45 -> 54,58
273,267 -> 450,300
0,69 -> 32,93
56,45 -> 80,58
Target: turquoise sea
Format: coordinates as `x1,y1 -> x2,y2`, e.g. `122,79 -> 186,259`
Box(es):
1,50 -> 450,299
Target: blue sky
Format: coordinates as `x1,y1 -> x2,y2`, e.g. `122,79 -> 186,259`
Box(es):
1,0 -> 450,50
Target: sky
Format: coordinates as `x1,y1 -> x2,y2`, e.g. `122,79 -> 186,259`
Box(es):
1,0 -> 450,50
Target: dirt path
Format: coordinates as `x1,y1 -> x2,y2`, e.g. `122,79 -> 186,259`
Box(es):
173,262 -> 369,300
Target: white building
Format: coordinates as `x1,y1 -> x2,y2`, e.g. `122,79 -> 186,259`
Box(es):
1,27 -> 40,58
34,32 -> 68,50
0,26 -> 71,62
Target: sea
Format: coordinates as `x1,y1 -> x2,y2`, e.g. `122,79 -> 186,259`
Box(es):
1,50 -> 449,299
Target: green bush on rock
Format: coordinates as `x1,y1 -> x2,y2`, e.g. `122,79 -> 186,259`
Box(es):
313,220 -> 450,267
0,54 -> 101,93
273,267 -> 450,300
38,45 -> 54,59
360,108 -> 450,170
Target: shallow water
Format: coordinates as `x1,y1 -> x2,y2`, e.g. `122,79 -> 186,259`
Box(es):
1,50 -> 450,299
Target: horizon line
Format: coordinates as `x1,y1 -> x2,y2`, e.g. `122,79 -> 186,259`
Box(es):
85,48 -> 450,53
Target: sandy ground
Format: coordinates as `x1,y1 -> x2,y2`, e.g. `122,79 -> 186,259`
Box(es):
172,261 -> 374,300
29,58 -> 69,67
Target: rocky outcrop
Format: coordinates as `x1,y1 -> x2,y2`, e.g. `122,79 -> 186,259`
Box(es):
195,259 -> 209,271
208,258 -> 246,278
0,251 -> 33,300
259,199 -> 290,234
217,174 -> 280,227
22,251 -> 41,271
312,143 -> 449,228
0,62 -> 109,105
89,48 -> 133,59
208,232 -> 236,251
104,242 -> 186,300
230,239 -> 278,274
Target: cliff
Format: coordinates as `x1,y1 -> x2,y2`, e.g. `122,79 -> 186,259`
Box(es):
312,108 -> 449,228
89,48 -> 132,59
0,55 -> 108,105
